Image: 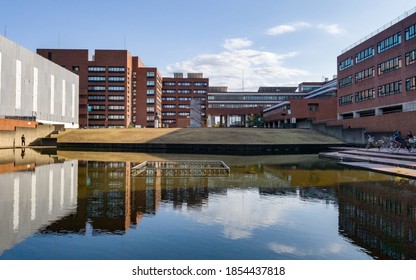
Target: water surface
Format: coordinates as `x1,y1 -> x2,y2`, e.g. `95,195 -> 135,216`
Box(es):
0,150 -> 415,260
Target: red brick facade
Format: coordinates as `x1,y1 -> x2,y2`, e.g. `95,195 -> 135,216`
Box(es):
336,11 -> 416,133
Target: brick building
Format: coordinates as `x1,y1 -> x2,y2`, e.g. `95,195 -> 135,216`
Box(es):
336,9 -> 416,133
37,49 -> 137,128
161,73 -> 208,128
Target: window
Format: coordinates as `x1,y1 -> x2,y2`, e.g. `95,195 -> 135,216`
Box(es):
405,50 -> 416,65
88,86 -> 106,91
147,89 -> 155,95
108,105 -> 125,111
91,105 -> 106,111
147,98 -> 155,104
194,90 -> 207,94
339,76 -> 353,88
405,23 -> 416,41
163,89 -> 176,94
339,95 -> 353,106
178,89 -> 191,94
308,103 -> 319,112
338,57 -> 353,71
108,95 -> 125,101
378,81 -> 402,97
147,106 -> 155,112
108,66 -> 125,73
163,105 -> 176,109
88,76 -> 106,82
355,67 -> 374,83
162,112 -> 176,116
194,82 -> 207,86
72,66 -> 80,71
108,86 -> 125,91
178,82 -> 192,86
163,97 -> 176,101
406,76 -> 416,91
88,66 -> 106,72
88,95 -> 106,101
377,56 -> 402,75
355,46 -> 374,63
178,112 -> 190,116
88,114 -> 106,120
108,114 -> 125,120
147,72 -> 155,77
377,32 -> 401,53
178,104 -> 190,109
147,81 -> 155,86
147,116 -> 155,121
355,88 -> 375,102
108,76 -> 125,82
163,81 -> 176,86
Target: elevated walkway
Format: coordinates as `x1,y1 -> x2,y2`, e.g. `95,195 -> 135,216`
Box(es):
320,147 -> 416,178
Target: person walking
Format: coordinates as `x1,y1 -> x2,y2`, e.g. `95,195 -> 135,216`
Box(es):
21,134 -> 26,147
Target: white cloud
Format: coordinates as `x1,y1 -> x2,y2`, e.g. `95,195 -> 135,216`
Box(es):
317,24 -> 344,35
266,22 -> 311,36
223,38 -> 253,50
267,22 -> 344,36
166,38 -> 308,91
182,189 -> 291,240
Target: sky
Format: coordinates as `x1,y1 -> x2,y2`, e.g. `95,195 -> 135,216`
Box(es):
1,0 -> 415,91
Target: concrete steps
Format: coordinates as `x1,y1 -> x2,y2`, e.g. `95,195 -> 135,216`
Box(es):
320,147 -> 416,178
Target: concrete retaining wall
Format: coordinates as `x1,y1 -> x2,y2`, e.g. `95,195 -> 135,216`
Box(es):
0,124 -> 57,148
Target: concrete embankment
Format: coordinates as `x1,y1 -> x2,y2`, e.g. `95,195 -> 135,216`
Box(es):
54,128 -> 345,155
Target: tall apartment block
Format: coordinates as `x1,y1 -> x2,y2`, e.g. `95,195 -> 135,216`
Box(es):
37,49 -> 143,128
162,73 -> 209,128
337,9 -> 416,133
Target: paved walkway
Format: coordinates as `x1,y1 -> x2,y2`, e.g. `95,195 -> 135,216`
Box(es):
320,147 -> 416,178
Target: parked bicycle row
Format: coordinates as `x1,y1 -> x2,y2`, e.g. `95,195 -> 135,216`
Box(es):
366,131 -> 416,153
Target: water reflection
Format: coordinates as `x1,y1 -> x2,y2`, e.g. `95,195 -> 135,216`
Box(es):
0,151 -> 416,259
0,148 -> 77,255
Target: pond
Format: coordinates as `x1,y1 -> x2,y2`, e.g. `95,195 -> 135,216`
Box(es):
0,149 -> 415,260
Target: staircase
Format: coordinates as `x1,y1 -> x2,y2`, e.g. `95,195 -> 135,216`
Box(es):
320,147 -> 416,179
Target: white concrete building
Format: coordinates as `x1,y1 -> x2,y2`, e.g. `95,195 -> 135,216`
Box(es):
0,35 -> 79,128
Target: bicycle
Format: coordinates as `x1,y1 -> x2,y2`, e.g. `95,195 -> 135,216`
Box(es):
366,135 -> 384,150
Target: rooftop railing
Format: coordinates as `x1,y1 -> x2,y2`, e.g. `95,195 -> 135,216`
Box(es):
341,7 -> 416,54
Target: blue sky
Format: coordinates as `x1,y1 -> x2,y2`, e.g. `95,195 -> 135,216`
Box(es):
1,0 -> 415,91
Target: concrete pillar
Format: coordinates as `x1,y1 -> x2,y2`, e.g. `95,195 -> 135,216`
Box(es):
375,108 -> 383,116
353,111 -> 359,118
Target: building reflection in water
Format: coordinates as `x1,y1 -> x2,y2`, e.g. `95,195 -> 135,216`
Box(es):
0,156 -> 78,255
338,181 -> 416,259
1,155 -> 416,260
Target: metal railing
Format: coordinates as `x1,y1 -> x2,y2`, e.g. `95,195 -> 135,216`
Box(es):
131,160 -> 230,177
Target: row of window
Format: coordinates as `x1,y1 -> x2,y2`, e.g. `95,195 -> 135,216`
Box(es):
89,105 -> 125,111
88,114 -> 125,120
162,81 -> 208,87
162,112 -> 191,116
339,50 -> 416,87
88,95 -> 125,101
339,76 -> 416,105
377,32 -> 402,53
88,76 -> 125,82
162,89 -> 207,94
162,97 -> 206,102
88,86 -> 125,92
88,66 -> 126,73
208,95 -> 299,101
